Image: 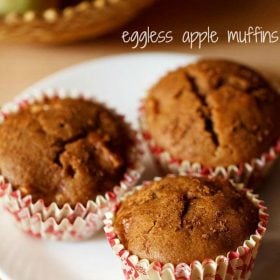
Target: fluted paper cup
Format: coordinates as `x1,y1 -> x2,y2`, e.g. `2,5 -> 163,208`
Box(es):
0,88 -> 144,241
104,177 -> 268,280
139,101 -> 280,186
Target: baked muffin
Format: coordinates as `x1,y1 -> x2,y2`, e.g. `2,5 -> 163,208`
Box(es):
113,176 -> 259,264
0,97 -> 133,207
141,59 -> 280,180
105,175 -> 267,279
0,90 -> 143,241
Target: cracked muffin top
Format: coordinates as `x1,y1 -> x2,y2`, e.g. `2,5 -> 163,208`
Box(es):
114,176 -> 259,264
0,97 -> 132,207
143,59 -> 280,167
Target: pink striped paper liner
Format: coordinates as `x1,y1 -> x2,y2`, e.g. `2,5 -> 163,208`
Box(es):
104,176 -> 268,280
139,101 -> 280,186
0,88 -> 144,241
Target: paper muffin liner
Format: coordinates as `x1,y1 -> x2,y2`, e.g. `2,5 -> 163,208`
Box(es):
138,101 -> 280,186
0,88 -> 144,241
104,176 -> 269,280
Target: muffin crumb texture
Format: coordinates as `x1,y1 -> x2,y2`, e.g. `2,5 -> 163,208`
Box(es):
0,98 -> 131,207
144,59 -> 280,166
114,176 -> 259,264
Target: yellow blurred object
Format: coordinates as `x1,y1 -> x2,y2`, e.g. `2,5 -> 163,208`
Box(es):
0,0 -> 61,15
0,0 -> 156,44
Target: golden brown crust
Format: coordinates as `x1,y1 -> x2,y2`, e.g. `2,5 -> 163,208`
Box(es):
0,98 -> 131,207
114,176 -> 259,264
144,59 -> 280,167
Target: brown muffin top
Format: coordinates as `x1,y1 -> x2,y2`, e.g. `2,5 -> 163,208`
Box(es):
144,59 -> 280,167
114,176 -> 259,264
0,97 -> 131,207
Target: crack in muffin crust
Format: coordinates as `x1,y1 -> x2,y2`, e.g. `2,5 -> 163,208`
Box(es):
186,73 -> 220,147
179,194 -> 190,229
0,98 -> 132,207
144,59 -> 280,166
114,176 -> 259,264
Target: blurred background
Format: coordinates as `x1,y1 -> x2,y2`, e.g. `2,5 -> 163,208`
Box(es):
0,1 -> 279,279
0,0 -> 279,101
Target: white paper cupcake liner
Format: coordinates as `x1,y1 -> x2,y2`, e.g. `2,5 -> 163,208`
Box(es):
0,88 -> 144,241
104,176 -> 268,280
138,101 -> 280,185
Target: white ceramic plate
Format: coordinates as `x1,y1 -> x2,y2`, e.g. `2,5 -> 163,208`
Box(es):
0,53 -> 279,280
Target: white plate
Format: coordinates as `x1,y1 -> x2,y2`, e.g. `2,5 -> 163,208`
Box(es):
0,52 -> 279,280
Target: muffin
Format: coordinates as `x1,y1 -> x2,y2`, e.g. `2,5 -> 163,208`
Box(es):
140,59 -> 280,183
0,97 -> 131,207
104,175 -> 268,280
0,89 -> 143,240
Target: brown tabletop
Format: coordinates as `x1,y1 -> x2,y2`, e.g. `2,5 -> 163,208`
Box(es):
0,0 -> 279,103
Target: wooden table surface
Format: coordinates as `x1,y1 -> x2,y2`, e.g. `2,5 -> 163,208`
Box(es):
0,0 -> 279,103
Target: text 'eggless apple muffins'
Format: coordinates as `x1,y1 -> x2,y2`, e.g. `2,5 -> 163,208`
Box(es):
139,59 -> 280,184
104,175 -> 268,280
0,89 -> 143,241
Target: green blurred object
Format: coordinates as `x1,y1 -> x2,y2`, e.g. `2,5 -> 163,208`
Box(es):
0,0 -> 60,15
0,0 -> 156,44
